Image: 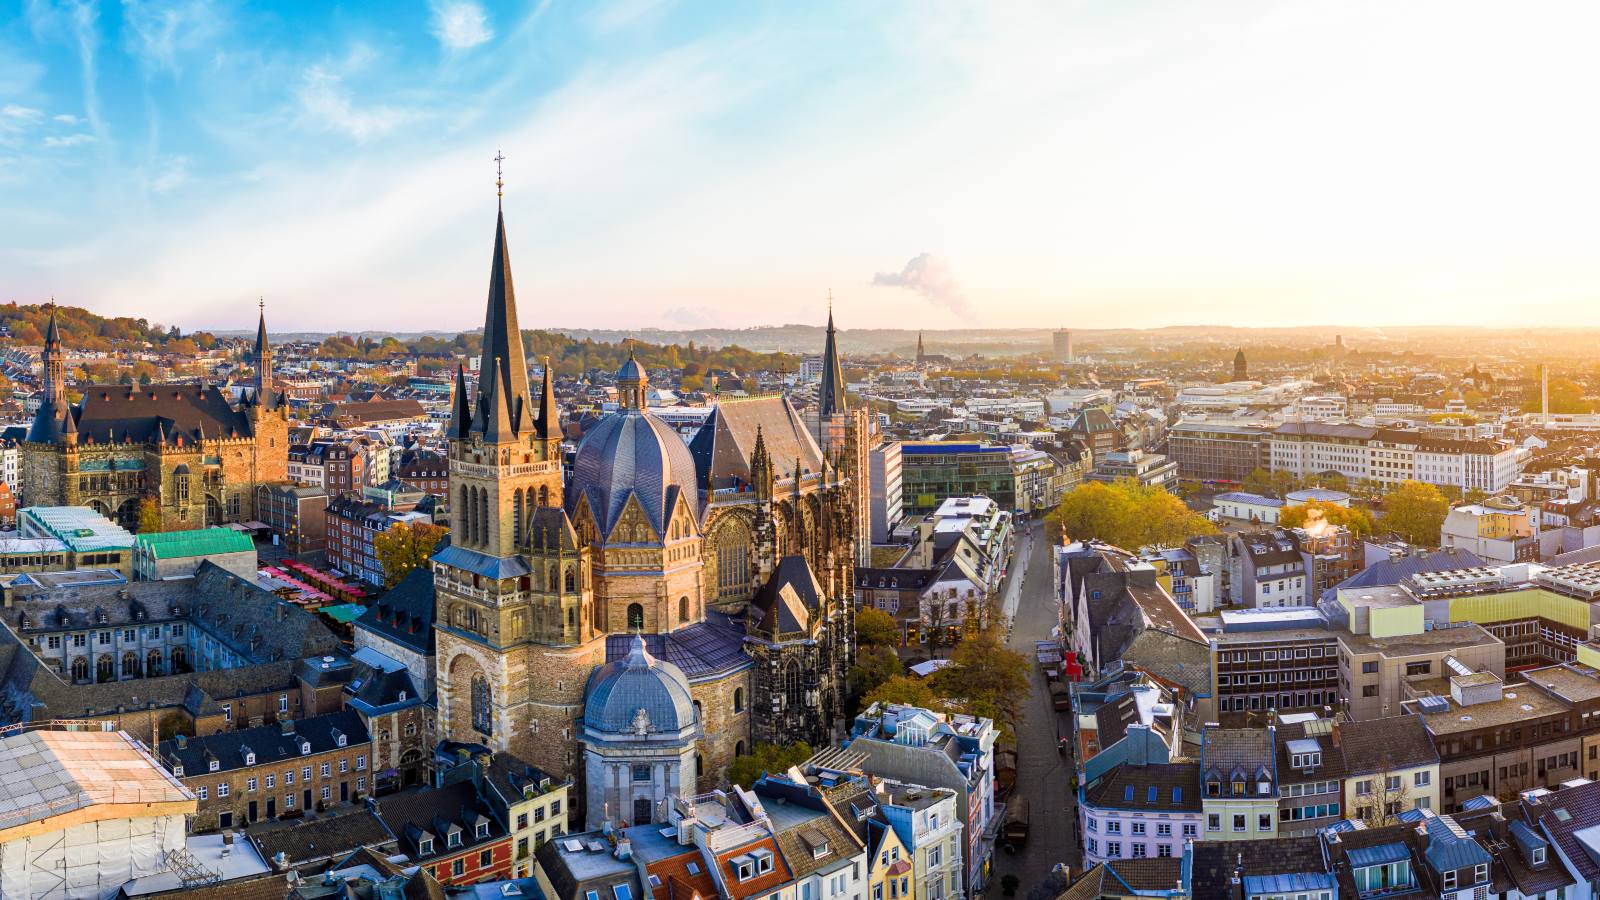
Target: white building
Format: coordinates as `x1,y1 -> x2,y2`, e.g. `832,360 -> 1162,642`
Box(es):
869,441 -> 904,545
0,729 -> 195,900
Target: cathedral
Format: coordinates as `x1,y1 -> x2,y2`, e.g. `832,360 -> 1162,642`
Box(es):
21,310 -> 289,530
433,198 -> 868,827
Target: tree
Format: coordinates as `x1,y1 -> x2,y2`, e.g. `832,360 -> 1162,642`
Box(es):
1241,468 -> 1276,496
855,606 -> 899,648
1045,479 -> 1217,550
933,626 -> 1031,738
728,741 -> 813,788
135,496 -> 163,534
862,675 -> 938,709
848,645 -> 902,698
1025,871 -> 1071,900
1379,480 -> 1450,546
1279,500 -> 1375,538
1353,768 -> 1411,828
374,521 -> 449,588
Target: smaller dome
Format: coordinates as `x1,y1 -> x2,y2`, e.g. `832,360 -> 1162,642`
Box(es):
583,637 -> 697,738
617,353 -> 645,383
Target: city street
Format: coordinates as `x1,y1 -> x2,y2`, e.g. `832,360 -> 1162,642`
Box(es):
991,520 -> 1079,893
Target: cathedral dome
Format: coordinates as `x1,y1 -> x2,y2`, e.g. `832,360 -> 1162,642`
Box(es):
582,637 -> 697,737
569,402 -> 700,538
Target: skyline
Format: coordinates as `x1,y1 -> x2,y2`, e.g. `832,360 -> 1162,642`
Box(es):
5,2 -> 1600,333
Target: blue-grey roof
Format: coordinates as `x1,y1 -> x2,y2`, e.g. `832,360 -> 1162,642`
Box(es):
1347,842 -> 1411,868
1320,548 -> 1486,602
432,544 -> 532,579
1241,874 -> 1336,894
1424,815 -> 1492,872
1460,794 -> 1498,811
602,610 -> 749,679
570,408 -> 700,536
1511,819 -> 1548,857
583,637 -> 698,737
1215,492 -> 1284,507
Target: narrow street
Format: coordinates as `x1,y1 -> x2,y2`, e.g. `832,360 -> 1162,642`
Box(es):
990,520 -> 1078,894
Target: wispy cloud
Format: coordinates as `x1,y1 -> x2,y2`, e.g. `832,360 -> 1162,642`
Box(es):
43,132 -> 93,147
26,0 -> 105,138
149,155 -> 189,192
872,253 -> 974,320
121,0 -> 224,74
428,0 -> 492,51
587,0 -> 675,34
51,113 -> 79,124
297,65 -> 409,140
3,105 -> 43,122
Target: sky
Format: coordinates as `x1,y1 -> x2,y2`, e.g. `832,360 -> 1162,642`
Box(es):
5,1 -> 1600,334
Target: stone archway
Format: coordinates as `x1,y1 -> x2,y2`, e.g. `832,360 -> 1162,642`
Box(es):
444,653 -> 493,745
114,497 -> 139,531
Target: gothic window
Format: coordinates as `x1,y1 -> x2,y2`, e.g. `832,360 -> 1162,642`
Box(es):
478,488 -> 490,548
513,489 -> 524,546
471,675 -> 492,736
548,566 -> 559,593
734,687 -> 744,713
171,647 -> 187,672
121,651 -> 138,678
460,485 -> 472,543
627,603 -> 645,632
96,655 -> 114,683
565,567 -> 577,594
147,650 -> 164,676
538,485 -> 549,506
679,596 -> 690,624
70,657 -> 88,683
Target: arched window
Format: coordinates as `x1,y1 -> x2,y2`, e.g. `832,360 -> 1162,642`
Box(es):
548,566 -> 559,593
693,701 -> 702,723
96,655 -> 114,683
465,487 -> 477,545
70,657 -> 88,683
513,489 -> 524,546
538,485 -> 549,506
733,687 -> 744,713
121,651 -> 138,678
471,675 -> 492,736
679,596 -> 690,624
478,488 -> 490,548
147,650 -> 163,677
695,753 -> 703,778
735,740 -> 746,757
627,603 -> 645,631
565,567 -> 577,593
171,647 -> 188,672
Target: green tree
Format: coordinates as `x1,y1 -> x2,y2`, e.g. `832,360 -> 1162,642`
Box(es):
855,606 -> 900,647
1379,480 -> 1451,546
374,521 -> 449,588
933,627 -> 1031,737
1279,500 -> 1375,537
848,645 -> 902,698
728,741 -> 813,788
1044,479 -> 1216,550
862,675 -> 939,709
135,496 -> 163,534
1241,468 -> 1276,496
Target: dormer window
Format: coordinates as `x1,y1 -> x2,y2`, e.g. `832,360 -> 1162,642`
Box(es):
754,849 -> 774,874
398,691 -> 407,701
172,765 -> 184,777
1232,780 -> 1245,795
300,741 -> 311,755
810,841 -> 828,860
448,830 -> 462,848
245,752 -> 255,765
1207,779 -> 1220,797
418,837 -> 434,855
208,760 -> 219,773
1533,846 -> 1546,864
476,821 -> 489,838
1474,863 -> 1488,883
336,734 -> 347,748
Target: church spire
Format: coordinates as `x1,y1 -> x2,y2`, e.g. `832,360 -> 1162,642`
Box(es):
481,355 -> 515,442
536,355 -> 559,439
817,292 -> 846,417
448,363 -> 471,439
254,298 -> 274,404
472,162 -> 533,441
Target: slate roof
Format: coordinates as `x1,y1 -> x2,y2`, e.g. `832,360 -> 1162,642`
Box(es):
583,637 -> 698,737
749,556 -> 824,640
1083,761 -> 1200,813
248,807 -> 395,867
1528,779 -> 1600,882
71,384 -> 257,444
1199,726 -> 1275,796
373,780 -> 505,861
1320,547 -> 1486,601
159,709 -> 369,776
1188,836 -> 1327,900
355,566 -> 436,657
1326,823 -> 1435,898
570,407 -> 700,536
602,610 -> 749,680
689,396 -> 824,490
1337,715 -> 1438,774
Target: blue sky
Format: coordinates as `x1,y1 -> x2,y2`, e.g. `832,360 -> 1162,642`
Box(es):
6,1 -> 1600,333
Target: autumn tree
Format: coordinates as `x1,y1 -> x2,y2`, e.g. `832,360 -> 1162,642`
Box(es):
374,521 -> 449,588
1379,480 -> 1450,546
848,645 -> 902,697
1045,479 -> 1217,549
855,606 -> 900,648
932,626 -> 1031,738
1279,500 -> 1375,537
728,741 -> 813,788
1353,768 -> 1411,828
862,675 -> 939,710
135,496 -> 163,534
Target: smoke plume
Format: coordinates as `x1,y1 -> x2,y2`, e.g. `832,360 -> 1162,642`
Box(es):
872,253 -> 975,320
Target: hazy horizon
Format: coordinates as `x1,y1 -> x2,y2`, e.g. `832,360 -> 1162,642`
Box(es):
6,1 -> 1600,333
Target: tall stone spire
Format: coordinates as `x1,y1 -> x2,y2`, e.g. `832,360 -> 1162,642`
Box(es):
472,195 -> 534,440
254,299 -> 273,403
536,356 -> 559,439
817,294 -> 846,417
448,363 -> 471,439
915,331 -> 925,365
42,312 -> 64,408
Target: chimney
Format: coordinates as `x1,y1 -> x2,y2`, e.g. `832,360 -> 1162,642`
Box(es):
1331,722 -> 1341,748
272,850 -> 289,870
1229,851 -> 1244,900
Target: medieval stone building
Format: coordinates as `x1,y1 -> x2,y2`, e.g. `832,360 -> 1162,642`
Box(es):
21,310 -> 289,530
432,197 -> 863,826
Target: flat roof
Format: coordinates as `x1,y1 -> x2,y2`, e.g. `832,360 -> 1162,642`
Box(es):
1520,664 -> 1600,704
1420,683 -> 1569,734
1339,622 -> 1502,658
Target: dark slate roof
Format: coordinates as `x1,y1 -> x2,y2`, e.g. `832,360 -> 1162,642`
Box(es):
527,506 -> 580,552
570,408 -> 700,535
1528,779 -> 1600,882
470,208 -> 535,440
1083,762 -> 1201,813
1320,547 -> 1486,601
248,808 -> 395,867
602,609 -> 750,680
1188,837 -> 1327,900
689,396 -> 824,490
749,556 -> 825,640
158,709 -> 369,776
72,383 -> 255,444
355,566 -> 436,657
855,567 -> 935,592
432,543 -> 532,579
1199,726 -> 1274,795
1423,814 -> 1492,873
1337,715 -> 1438,774
1327,824 -> 1435,899
374,780 -> 506,861
583,637 -> 697,736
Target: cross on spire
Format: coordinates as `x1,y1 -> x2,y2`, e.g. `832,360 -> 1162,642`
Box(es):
494,149 -> 505,201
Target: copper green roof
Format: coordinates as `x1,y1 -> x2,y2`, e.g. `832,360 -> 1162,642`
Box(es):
318,603 -> 368,624
134,527 -> 254,559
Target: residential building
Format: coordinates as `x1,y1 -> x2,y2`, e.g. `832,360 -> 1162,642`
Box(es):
434,745 -> 568,879
1336,622 -> 1505,721
1079,752 -> 1200,865
1198,725 -> 1279,841
1185,836 -> 1332,900
1068,408 -> 1122,458
255,483 -> 328,555
870,441 -> 904,544
157,709 -> 373,831
327,494 -> 431,586
1274,716 -> 1347,836
873,779 -> 962,900
373,780 -> 514,886
1439,496 -> 1538,565
1231,530 -> 1311,608
396,446 -> 449,496
1337,715 -> 1440,820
